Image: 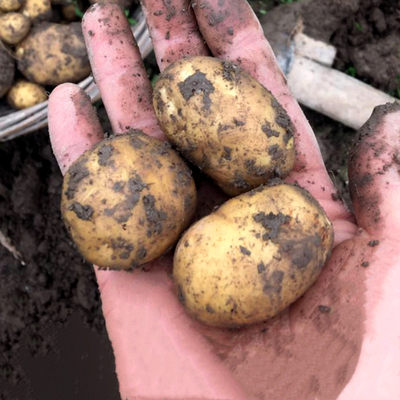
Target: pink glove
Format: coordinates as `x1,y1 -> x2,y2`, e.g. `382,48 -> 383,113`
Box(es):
48,1 -> 400,399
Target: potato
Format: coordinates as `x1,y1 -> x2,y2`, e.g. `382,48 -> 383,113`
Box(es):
61,131 -> 197,270
0,12 -> 30,45
0,0 -> 22,12
16,22 -> 90,85
21,0 -> 51,20
153,56 -> 295,196
0,46 -> 14,98
173,183 -> 333,327
7,80 -> 47,109
62,4 -> 79,21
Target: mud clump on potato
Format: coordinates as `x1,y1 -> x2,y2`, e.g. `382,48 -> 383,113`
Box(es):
153,56 -> 295,196
61,131 -> 197,270
173,183 -> 333,327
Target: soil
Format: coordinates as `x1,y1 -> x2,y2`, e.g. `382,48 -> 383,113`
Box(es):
259,0 -> 400,94
0,1 -> 398,399
303,0 -> 400,95
0,131 -> 119,399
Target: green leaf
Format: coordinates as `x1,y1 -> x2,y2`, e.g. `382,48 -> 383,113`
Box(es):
354,22 -> 363,32
128,17 -> 137,26
74,5 -> 84,18
345,66 -> 357,77
151,74 -> 159,87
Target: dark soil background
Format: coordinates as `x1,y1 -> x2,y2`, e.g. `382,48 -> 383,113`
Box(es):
0,1 -> 398,399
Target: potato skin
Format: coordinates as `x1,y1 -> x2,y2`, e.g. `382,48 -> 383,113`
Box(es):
0,12 -> 31,45
0,0 -> 22,12
173,183 -> 333,327
21,0 -> 51,20
153,56 -> 295,196
61,131 -> 197,270
16,22 -> 90,85
7,80 -> 47,109
0,46 -> 14,98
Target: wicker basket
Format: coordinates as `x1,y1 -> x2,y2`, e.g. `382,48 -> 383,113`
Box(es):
0,9 -> 152,142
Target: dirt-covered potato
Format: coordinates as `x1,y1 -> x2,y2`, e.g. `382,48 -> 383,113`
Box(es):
0,46 -> 14,98
7,80 -> 47,109
21,0 -> 51,20
153,56 -> 295,196
0,12 -> 30,45
0,0 -> 22,11
16,22 -> 90,85
61,131 -> 197,270
174,183 -> 333,327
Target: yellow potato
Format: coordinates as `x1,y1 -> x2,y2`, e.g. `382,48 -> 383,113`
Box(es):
61,131 -> 197,270
0,12 -> 30,45
21,0 -> 51,20
173,183 -> 333,327
16,22 -> 90,85
153,56 -> 295,196
7,80 -> 47,109
0,46 -> 14,98
0,0 -> 22,12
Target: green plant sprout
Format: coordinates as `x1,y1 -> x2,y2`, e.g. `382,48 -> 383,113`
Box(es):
151,74 -> 159,87
345,66 -> 357,77
124,9 -> 137,26
354,22 -> 363,32
73,0 -> 84,18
